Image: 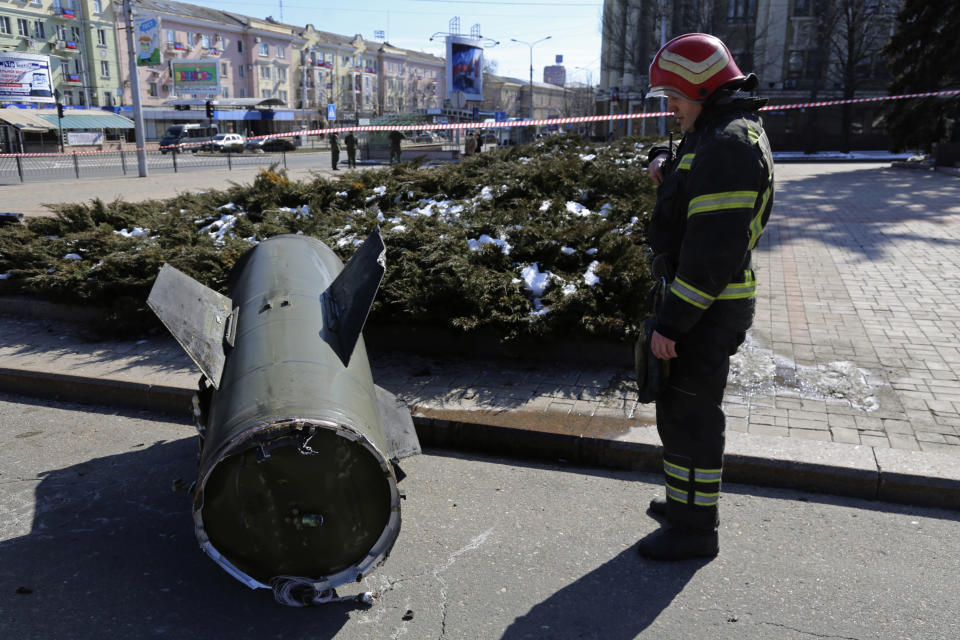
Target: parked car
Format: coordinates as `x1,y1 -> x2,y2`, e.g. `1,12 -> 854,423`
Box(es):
159,124 -> 218,154
209,133 -> 245,153
413,132 -> 441,143
244,136 -> 297,153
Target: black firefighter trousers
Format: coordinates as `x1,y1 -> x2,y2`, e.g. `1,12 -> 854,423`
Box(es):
655,320 -> 745,531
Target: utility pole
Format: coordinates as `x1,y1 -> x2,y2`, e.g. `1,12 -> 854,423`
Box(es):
511,35 -> 551,122
121,0 -> 148,176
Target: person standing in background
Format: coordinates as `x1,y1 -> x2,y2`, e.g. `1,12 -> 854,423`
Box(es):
329,133 -> 340,170
344,131 -> 358,168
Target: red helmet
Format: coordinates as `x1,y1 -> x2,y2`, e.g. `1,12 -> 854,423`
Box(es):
648,33 -> 746,102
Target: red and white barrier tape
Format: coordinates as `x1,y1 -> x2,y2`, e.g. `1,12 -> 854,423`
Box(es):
2,89 -> 957,158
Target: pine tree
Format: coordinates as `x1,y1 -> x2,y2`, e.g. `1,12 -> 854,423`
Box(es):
883,0 -> 960,152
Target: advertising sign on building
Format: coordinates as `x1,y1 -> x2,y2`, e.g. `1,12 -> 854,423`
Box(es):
170,60 -> 219,95
0,53 -> 54,103
134,15 -> 162,66
445,36 -> 483,102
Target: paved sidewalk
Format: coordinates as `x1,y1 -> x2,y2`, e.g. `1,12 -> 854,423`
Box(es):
2,162 -> 960,508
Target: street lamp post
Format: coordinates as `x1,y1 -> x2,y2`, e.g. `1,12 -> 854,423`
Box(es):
510,35 -> 551,121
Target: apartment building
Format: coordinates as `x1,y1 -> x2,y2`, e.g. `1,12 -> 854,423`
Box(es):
1,0 -> 122,107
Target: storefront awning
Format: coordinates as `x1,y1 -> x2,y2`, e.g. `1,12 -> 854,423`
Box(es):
0,109 -> 55,132
35,112 -> 135,129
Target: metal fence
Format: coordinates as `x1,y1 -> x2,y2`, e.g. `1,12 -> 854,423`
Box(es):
0,149 -> 291,184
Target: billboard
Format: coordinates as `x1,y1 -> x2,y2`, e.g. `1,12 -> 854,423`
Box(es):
170,60 -> 219,95
134,15 -> 162,66
446,36 -> 483,102
0,53 -> 54,104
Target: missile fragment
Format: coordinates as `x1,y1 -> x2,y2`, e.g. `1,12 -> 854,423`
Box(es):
147,229 -> 418,604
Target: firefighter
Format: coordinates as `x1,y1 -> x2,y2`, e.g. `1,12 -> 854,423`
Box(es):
639,33 -> 774,560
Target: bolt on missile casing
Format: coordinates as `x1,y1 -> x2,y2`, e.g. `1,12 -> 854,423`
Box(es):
147,228 -> 419,606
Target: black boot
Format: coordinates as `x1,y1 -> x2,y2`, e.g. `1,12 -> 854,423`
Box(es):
637,526 -> 718,561
648,495 -> 667,517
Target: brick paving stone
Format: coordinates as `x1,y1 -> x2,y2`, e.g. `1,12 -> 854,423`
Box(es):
915,431 -> 948,443
918,441 -> 960,454
830,427 -> 861,445
749,424 -> 788,438
860,434 -> 891,448
789,418 -> 830,431
881,419 -> 914,434
886,433 -> 921,450
789,428 -> 832,442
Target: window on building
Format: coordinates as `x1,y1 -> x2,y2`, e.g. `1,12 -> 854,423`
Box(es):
261,89 -> 272,99
260,66 -> 271,79
237,40 -> 243,53
788,50 -> 804,77
57,24 -> 67,40
239,65 -> 245,78
278,68 -> 287,82
33,21 -> 45,39
71,26 -> 81,40
278,90 -> 287,103
0,17 -> 10,35
148,82 -> 158,97
63,90 -> 74,105
277,45 -> 285,58
73,59 -> 81,74
793,0 -> 810,16
222,87 -> 229,98
166,29 -> 175,43
221,62 -> 228,77
93,0 -> 103,12
78,91 -> 85,106
17,18 -> 29,37
97,29 -> 106,46
727,0 -> 756,21
104,92 -> 113,107
101,61 -> 110,78
259,42 -> 269,56
201,34 -> 211,48
239,87 -> 246,97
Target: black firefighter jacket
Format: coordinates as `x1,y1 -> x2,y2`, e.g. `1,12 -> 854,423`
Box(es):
647,97 -> 774,342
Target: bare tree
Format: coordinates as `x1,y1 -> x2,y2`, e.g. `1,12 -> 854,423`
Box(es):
827,0 -> 897,151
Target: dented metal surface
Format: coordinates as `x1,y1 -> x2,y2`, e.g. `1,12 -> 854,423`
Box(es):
147,229 -> 419,604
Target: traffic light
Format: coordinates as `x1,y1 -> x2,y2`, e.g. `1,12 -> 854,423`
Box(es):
56,103 -> 64,118
205,100 -> 214,118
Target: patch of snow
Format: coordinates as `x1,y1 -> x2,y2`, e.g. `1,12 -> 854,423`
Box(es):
113,227 -> 151,238
583,260 -> 600,286
468,234 -> 512,255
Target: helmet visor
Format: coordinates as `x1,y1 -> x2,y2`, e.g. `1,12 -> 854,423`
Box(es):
647,85 -> 701,102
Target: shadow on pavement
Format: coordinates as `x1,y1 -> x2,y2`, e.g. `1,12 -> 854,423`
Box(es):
0,439 -> 358,639
500,547 -> 709,639
760,166 -> 960,261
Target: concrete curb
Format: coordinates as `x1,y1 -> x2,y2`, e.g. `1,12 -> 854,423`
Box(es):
4,365 -> 959,511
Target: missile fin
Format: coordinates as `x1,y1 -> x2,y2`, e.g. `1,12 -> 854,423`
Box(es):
323,227 -> 386,366
147,263 -> 234,389
375,384 -> 421,460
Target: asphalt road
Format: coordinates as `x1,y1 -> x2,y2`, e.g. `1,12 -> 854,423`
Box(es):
2,392 -> 958,640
